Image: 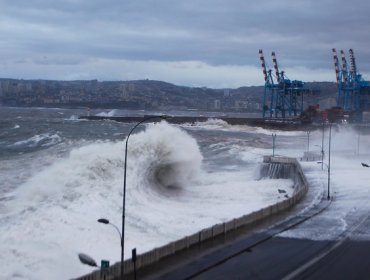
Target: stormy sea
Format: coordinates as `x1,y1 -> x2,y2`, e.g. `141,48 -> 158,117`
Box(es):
0,106 -> 311,279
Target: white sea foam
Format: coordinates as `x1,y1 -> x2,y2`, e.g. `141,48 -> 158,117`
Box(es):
128,121 -> 202,190
96,109 -> 118,117
0,121 -> 295,280
184,118 -> 307,136
65,115 -> 81,121
278,126 -> 370,241
11,133 -> 62,147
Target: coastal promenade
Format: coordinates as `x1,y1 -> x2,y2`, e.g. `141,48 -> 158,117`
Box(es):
78,149 -> 370,279
138,155 -> 370,280
78,156 -> 312,280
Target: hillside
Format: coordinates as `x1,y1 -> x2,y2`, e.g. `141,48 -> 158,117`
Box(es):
0,78 -> 338,112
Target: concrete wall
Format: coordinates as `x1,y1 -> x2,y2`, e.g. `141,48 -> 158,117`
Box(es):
77,156 -> 308,280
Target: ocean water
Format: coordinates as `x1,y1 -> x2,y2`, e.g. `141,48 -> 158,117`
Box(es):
0,107 -> 305,280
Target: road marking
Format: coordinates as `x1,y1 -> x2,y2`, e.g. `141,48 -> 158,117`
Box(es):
282,213 -> 370,280
281,238 -> 346,280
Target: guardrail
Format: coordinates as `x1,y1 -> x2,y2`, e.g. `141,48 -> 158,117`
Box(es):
78,156 -> 308,280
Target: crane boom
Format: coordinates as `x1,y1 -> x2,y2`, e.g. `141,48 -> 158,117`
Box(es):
271,51 -> 280,83
332,48 -> 340,83
340,50 -> 348,82
349,48 -> 357,76
259,49 -> 268,82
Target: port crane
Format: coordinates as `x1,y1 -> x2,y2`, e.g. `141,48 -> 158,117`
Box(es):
259,50 -> 307,118
332,48 -> 370,120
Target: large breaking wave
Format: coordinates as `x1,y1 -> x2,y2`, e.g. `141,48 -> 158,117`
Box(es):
0,118 -> 297,280
128,121 -> 202,191
11,121 -> 202,209
0,121 -> 204,279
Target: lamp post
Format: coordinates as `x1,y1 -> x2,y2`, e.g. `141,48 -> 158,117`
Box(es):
306,130 -> 311,152
314,125 -> 325,170
357,132 -> 361,156
328,123 -> 332,199
321,124 -> 325,170
78,253 -> 98,267
78,253 -> 110,280
318,161 -> 330,200
272,133 -> 277,157
317,123 -> 332,200
121,115 -> 166,279
98,218 -> 122,241
362,163 -> 369,167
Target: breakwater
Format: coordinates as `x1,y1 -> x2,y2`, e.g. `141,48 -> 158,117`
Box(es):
77,156 -> 309,280
79,115 -> 317,130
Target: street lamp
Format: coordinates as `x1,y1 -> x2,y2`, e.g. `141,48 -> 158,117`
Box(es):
317,122 -> 332,200
357,132 -> 361,155
78,253 -> 110,279
78,253 -> 98,267
98,218 -> 122,240
272,133 -> 277,157
317,161 -> 330,200
362,163 -> 369,167
314,143 -> 325,171
121,115 -> 167,279
306,130 -> 311,152
320,124 -> 325,170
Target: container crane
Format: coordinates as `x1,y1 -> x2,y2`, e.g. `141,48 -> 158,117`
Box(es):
259,50 -> 307,118
332,48 -> 370,120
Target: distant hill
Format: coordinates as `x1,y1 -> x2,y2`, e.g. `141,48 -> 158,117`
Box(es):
0,78 -> 338,111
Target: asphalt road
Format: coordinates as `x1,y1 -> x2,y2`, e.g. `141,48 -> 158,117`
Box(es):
139,200 -> 370,280
192,237 -> 333,280
191,237 -> 370,280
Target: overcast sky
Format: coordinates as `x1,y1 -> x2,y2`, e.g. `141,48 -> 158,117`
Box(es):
1,0 -> 369,88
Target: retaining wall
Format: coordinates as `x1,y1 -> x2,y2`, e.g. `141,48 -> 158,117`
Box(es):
77,156 -> 308,280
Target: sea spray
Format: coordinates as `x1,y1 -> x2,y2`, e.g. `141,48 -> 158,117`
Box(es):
96,109 -> 118,117
128,121 -> 203,191
0,121 -> 206,279
11,121 -> 202,210
0,111 -> 297,280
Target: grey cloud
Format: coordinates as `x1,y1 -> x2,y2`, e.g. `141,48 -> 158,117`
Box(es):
1,0 -> 370,85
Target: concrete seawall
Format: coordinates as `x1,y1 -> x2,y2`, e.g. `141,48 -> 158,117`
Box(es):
77,156 -> 309,280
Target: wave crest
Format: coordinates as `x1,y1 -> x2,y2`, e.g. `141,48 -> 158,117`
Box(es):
14,121 -> 202,208
11,133 -> 62,148
96,109 -> 118,117
128,121 -> 203,190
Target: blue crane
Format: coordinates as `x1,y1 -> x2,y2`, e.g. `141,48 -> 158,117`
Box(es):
332,48 -> 370,121
259,50 -> 306,118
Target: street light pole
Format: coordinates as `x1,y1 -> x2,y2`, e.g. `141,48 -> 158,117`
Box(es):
317,123 -> 332,201
321,123 -> 325,170
327,123 -> 332,200
97,218 -> 122,241
318,161 -> 330,200
357,132 -> 360,155
121,115 -> 166,279
272,133 -> 277,157
306,130 -> 311,152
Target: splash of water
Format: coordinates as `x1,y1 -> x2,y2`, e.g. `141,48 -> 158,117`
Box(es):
128,121 -> 203,190
96,109 -> 118,117
11,121 -> 202,210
